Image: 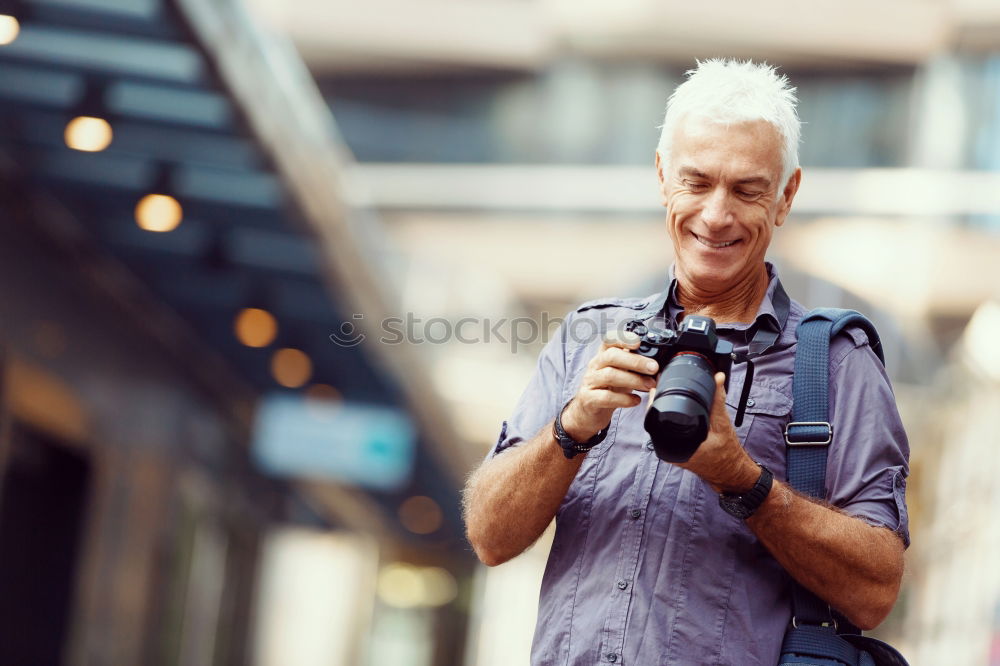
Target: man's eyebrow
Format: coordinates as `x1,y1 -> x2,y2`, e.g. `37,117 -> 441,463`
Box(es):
677,167 -> 771,188
734,176 -> 771,188
677,166 -> 708,179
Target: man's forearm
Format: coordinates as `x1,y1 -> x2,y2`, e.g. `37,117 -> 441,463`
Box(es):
463,425 -> 584,566
747,479 -> 905,630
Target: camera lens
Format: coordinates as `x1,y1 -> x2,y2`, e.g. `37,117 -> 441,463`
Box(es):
644,352 -> 717,462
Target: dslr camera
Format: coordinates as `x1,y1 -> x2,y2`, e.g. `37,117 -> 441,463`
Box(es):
625,315 -> 734,462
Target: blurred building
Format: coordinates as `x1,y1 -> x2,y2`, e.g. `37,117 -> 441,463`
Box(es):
0,1 -> 474,665
900,303 -> 1000,665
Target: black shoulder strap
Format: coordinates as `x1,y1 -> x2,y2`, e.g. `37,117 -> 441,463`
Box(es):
787,308 -> 884,630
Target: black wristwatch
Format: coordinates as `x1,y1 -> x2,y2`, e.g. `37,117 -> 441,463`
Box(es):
552,401 -> 610,459
718,464 -> 773,519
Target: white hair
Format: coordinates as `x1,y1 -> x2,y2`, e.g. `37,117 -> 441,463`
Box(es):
656,59 -> 801,188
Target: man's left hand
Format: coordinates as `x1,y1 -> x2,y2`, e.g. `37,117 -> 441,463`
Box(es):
674,372 -> 762,493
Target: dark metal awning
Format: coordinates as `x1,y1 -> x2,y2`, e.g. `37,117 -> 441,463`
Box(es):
0,0 -> 468,550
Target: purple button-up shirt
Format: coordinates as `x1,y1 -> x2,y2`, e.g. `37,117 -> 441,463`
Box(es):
491,265 -> 909,666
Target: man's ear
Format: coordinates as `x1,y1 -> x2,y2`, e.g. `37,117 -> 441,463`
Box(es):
655,151 -> 669,207
774,167 -> 801,228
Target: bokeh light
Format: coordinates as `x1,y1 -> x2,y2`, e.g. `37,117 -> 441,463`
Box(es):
234,307 -> 278,348
0,15 -> 19,46
303,383 -> 342,419
304,383 -> 341,403
271,347 -> 312,388
420,567 -> 458,607
64,116 -> 113,152
134,193 -> 183,232
398,495 -> 443,535
964,301 -> 1000,382
377,562 -> 424,608
376,563 -> 457,608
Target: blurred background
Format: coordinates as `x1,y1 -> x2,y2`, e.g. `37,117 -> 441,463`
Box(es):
0,0 -> 999,664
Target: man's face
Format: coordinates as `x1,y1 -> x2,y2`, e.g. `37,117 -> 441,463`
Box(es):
657,116 -> 800,296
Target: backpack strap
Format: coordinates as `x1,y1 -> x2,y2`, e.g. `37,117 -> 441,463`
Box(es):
787,308 -> 884,628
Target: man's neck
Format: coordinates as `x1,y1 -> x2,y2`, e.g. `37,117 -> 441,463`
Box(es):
675,265 -> 770,324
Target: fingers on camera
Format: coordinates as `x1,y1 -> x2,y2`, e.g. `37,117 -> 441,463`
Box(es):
591,367 -> 656,392
590,388 -> 642,408
593,346 -> 657,375
601,328 -> 641,350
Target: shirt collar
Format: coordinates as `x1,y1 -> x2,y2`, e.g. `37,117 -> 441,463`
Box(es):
647,262 -> 785,337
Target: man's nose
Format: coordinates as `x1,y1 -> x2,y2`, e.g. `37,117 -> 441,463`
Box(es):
701,187 -> 733,226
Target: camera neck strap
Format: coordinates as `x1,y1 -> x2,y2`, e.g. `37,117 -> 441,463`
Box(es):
732,279 -> 790,427
633,275 -> 791,427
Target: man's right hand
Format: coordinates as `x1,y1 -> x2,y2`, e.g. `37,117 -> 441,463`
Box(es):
465,327 -> 659,567
560,329 -> 660,442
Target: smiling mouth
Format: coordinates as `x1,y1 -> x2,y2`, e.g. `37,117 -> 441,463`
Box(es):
693,233 -> 739,249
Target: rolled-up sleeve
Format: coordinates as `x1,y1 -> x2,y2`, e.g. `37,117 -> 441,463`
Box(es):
490,313 -> 574,459
825,338 -> 911,546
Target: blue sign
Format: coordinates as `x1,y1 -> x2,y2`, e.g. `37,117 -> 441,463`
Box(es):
252,393 -> 415,491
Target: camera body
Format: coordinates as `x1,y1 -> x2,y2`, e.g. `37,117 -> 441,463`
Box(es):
625,315 -> 734,462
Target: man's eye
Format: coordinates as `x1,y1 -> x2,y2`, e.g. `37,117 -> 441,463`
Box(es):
736,189 -> 762,199
685,181 -> 709,191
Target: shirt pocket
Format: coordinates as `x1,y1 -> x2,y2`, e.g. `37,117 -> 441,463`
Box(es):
726,383 -> 792,480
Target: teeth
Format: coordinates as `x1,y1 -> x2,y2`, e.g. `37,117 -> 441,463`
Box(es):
695,234 -> 737,248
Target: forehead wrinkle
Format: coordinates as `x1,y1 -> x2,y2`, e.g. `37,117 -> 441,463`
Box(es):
672,117 -> 783,183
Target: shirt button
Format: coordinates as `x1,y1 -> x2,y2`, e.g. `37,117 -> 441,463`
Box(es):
606,654 -> 618,662
630,509 -> 642,520
617,579 -> 628,590
746,398 -> 756,407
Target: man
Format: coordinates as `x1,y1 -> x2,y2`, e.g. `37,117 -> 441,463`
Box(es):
463,60 -> 909,665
